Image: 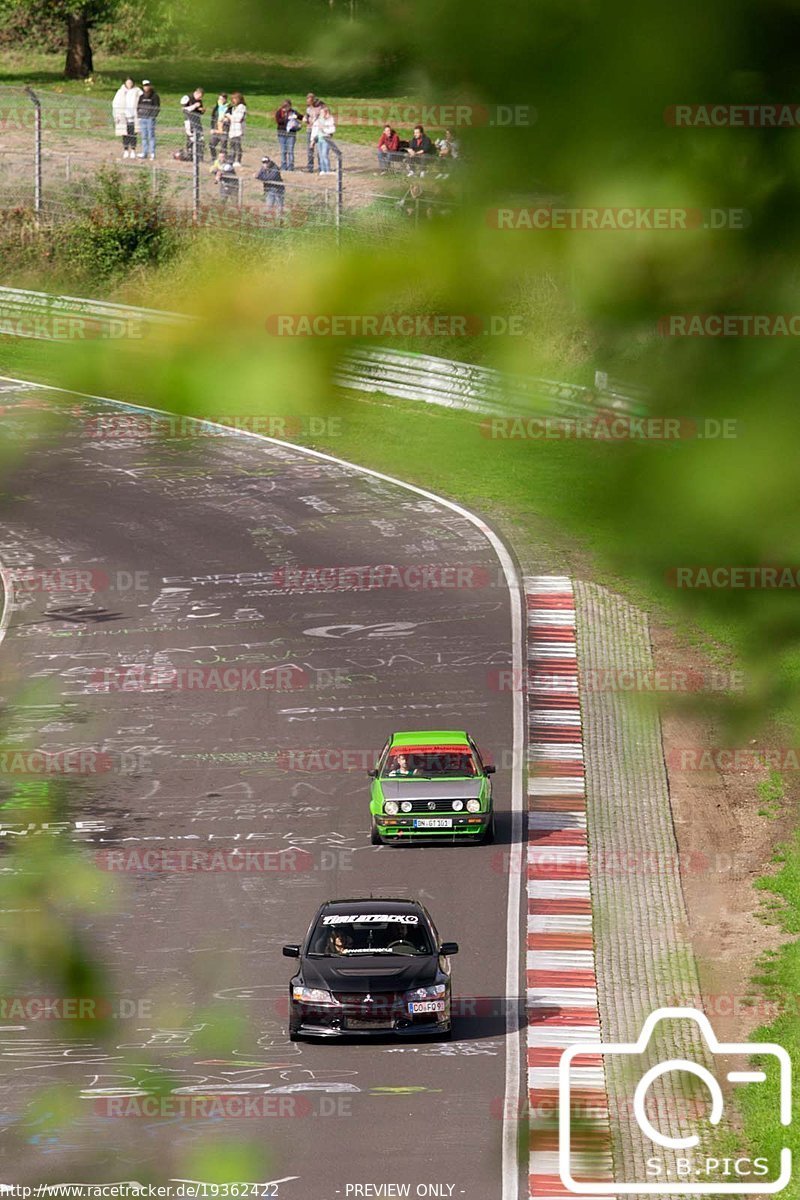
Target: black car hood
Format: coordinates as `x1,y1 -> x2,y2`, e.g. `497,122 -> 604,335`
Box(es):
301,954 -> 440,993
379,779 -> 483,800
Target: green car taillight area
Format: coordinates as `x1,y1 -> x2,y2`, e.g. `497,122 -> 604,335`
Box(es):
367,729 -> 496,845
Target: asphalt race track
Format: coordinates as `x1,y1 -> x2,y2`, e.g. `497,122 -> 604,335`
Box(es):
0,379 -> 525,1199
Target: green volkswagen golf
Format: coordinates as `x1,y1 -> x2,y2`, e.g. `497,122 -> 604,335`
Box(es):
368,730 -> 495,845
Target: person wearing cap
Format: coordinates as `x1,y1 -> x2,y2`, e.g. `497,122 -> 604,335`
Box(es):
255,155 -> 285,218
137,81 -> 160,160
213,159 -> 240,204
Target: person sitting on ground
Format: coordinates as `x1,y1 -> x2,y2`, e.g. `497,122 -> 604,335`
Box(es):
213,159 -> 239,204
435,128 -> 460,159
377,124 -> 402,172
406,124 -> 435,175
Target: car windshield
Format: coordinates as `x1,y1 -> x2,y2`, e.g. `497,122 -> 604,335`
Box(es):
307,914 -> 433,957
381,745 -> 477,778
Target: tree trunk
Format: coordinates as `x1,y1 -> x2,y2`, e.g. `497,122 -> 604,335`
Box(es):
64,9 -> 94,79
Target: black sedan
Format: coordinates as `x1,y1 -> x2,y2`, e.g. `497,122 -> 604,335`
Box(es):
283,897 -> 458,1041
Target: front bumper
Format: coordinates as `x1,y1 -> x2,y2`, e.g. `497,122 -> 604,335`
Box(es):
374,813 -> 490,841
290,1000 -> 450,1039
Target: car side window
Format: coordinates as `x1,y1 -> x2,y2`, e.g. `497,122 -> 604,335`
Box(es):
422,907 -> 440,947
375,738 -> 391,774
467,735 -> 484,773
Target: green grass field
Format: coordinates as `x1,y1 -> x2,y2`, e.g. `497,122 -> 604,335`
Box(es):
0,50 -> 442,147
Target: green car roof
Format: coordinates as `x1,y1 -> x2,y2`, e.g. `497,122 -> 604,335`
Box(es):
389,730 -> 470,747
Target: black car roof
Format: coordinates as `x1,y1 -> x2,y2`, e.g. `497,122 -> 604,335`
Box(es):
320,897 -> 424,914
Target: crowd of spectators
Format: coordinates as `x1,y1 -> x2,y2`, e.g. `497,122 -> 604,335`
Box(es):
110,78 -> 462,217
377,124 -> 460,176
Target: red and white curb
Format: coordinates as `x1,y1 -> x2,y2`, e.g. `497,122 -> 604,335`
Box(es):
525,576 -> 615,1199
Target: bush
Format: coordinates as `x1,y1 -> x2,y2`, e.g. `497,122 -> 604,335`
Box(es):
55,166 -> 185,279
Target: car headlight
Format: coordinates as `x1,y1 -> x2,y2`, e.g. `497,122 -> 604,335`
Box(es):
404,984 -> 447,1000
400,800 -> 413,813
452,799 -> 464,811
384,800 -> 399,815
466,798 -> 481,813
292,986 -> 338,1006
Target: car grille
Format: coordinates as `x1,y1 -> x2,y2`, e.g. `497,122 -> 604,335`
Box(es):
333,991 -> 405,1012
395,798 -> 474,813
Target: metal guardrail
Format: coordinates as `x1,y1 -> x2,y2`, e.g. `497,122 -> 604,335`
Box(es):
335,348 -> 648,419
0,286 -> 647,415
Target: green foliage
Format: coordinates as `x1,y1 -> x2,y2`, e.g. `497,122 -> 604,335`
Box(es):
55,165 -> 184,278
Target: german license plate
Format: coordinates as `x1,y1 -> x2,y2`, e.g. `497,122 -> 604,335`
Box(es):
413,818 -> 453,829
408,1000 -> 446,1014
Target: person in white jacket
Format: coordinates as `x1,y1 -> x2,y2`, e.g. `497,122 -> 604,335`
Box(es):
112,79 -> 142,159
311,106 -> 336,174
227,93 -> 247,164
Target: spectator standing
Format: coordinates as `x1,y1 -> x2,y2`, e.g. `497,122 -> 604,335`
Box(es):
227,93 -> 247,164
256,155 -> 285,217
185,88 -> 206,161
137,80 -> 160,159
304,93 -> 325,172
275,99 -> 302,171
312,105 -> 336,174
377,124 -> 401,172
112,78 -> 142,159
209,93 -> 230,161
406,124 -> 434,175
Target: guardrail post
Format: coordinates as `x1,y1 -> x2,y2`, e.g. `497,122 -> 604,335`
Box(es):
327,140 -> 343,247
24,87 -> 42,218
192,130 -> 200,223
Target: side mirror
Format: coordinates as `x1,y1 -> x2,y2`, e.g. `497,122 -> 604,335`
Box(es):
485,764 -> 496,775
282,944 -> 300,958
440,942 -> 459,956
367,768 -> 378,778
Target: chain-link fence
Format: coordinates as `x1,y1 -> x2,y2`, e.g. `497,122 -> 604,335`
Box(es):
0,86 -> 465,244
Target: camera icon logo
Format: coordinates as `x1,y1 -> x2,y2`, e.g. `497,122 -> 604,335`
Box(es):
558,1007 -> 792,1195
